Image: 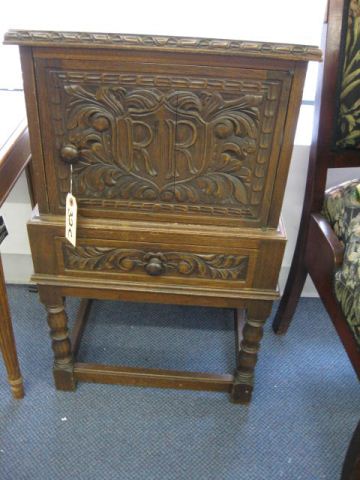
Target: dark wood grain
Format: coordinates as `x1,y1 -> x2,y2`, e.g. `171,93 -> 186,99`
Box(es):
74,363 -> 233,392
34,53 -> 295,228
273,0 -> 360,331
0,256 -> 24,399
306,214 -> 359,377
11,28 -> 316,402
0,123 -> 30,208
0,98 -> 30,399
273,0 -> 360,383
341,420 -> 360,480
231,301 -> 272,403
38,286 -> 76,391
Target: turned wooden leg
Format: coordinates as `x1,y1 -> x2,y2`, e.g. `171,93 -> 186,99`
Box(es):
231,301 -> 272,404
38,286 -> 76,391
0,255 -> 24,399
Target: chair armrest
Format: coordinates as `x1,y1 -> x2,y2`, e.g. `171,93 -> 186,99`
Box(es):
305,213 -> 344,295
309,213 -> 344,268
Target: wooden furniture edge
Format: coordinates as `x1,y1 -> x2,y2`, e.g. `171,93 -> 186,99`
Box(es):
0,123 -> 31,207
19,47 -> 50,212
74,362 -> 234,392
31,274 -> 280,302
0,118 -> 27,159
0,257 -> 25,399
272,0 -> 351,335
341,420 -> 360,480
0,115 -> 30,400
305,213 -> 344,286
4,30 -> 322,62
309,213 -> 344,267
28,213 -> 287,241
306,213 -> 360,378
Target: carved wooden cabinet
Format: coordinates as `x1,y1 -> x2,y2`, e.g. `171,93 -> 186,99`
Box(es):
5,30 -> 321,402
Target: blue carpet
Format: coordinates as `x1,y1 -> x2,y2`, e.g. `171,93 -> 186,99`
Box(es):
0,286 -> 359,480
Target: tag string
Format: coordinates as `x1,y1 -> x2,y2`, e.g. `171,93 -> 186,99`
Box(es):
70,164 -> 73,195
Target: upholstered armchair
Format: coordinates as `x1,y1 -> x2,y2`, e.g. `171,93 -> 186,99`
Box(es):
322,181 -> 360,480
272,0 -> 360,375
271,0 -> 360,477
323,180 -> 360,350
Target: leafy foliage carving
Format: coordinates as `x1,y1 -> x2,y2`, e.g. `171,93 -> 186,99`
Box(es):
63,244 -> 249,281
60,83 -> 262,207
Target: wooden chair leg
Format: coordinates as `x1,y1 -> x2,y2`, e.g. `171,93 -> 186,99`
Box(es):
231,301 -> 272,404
341,421 -> 360,480
38,286 -> 76,391
0,255 -> 24,399
272,229 -> 308,334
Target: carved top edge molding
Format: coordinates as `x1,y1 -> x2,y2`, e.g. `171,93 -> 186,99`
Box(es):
4,30 -> 322,62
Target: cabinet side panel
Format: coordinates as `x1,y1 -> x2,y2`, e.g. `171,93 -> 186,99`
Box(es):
19,47 -> 49,213
267,62 -> 308,227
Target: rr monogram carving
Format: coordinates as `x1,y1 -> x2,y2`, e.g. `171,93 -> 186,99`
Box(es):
50,70 -> 285,220
62,244 -> 249,281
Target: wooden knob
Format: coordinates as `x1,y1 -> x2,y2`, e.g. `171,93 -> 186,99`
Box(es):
60,144 -> 80,164
145,257 -> 164,276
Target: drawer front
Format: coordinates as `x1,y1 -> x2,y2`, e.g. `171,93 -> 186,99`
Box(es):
35,51 -> 293,227
54,237 -> 257,289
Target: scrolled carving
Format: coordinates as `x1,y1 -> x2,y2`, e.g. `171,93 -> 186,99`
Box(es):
62,244 -> 249,281
91,114 -> 110,132
49,69 -> 286,220
58,82 -> 264,207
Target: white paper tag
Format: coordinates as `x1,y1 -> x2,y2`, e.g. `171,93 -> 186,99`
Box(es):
65,193 -> 77,247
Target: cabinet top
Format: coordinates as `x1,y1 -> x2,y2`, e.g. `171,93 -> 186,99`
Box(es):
4,29 -> 322,62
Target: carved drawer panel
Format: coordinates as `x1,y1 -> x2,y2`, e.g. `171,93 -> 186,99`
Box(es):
54,237 -> 257,289
34,52 -> 293,227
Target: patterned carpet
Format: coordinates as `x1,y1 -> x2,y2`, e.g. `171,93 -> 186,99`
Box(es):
0,286 -> 359,480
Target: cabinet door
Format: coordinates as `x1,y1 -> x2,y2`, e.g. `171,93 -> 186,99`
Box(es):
35,52 -> 293,227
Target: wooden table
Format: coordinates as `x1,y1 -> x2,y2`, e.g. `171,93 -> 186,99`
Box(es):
0,91 -> 31,399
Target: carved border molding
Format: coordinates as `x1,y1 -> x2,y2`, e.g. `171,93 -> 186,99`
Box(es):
62,244 -> 249,281
4,30 -> 322,61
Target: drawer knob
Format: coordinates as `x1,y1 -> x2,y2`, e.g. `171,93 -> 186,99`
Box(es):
145,257 -> 164,276
60,144 -> 80,164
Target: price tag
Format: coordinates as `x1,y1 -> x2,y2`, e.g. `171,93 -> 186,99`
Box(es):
65,193 -> 77,247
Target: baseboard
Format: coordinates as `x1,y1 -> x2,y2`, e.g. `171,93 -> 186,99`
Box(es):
2,253 -> 34,284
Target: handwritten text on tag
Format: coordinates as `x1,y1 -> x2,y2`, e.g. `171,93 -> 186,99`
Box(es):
65,193 -> 77,247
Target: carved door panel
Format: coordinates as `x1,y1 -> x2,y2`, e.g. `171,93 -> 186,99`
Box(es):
35,55 -> 293,227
